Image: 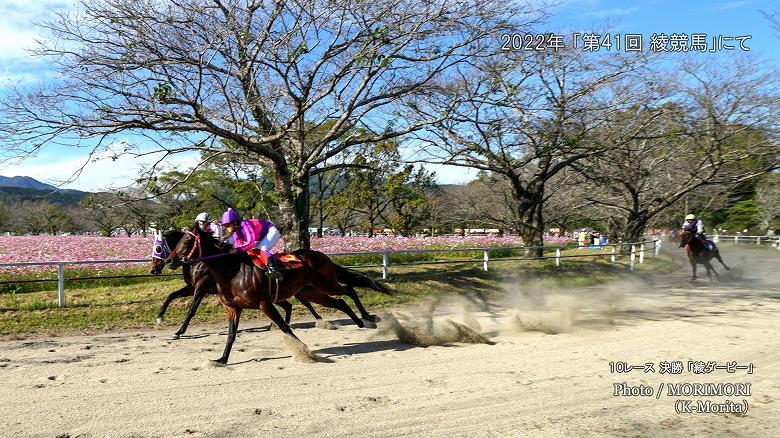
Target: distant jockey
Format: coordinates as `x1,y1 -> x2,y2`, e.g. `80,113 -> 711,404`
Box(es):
220,208 -> 283,279
682,213 -> 714,251
195,212 -> 222,240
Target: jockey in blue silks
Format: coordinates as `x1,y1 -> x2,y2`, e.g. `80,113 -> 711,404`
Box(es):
682,213 -> 714,251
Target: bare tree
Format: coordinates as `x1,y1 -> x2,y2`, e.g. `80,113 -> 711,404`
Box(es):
0,0 -> 543,250
412,47 -> 656,255
576,57 -> 780,244
756,173 -> 780,232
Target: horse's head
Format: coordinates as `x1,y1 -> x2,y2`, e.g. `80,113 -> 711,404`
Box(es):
167,224 -> 223,265
150,229 -> 185,274
150,230 -> 172,274
679,229 -> 693,248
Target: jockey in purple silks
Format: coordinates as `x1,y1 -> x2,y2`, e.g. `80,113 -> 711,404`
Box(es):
682,213 -> 714,251
220,208 -> 283,279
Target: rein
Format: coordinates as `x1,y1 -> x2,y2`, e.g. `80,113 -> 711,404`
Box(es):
184,230 -> 231,262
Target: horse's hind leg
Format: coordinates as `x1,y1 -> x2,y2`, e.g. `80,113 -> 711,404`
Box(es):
213,306 -> 242,366
298,289 -> 366,328
156,286 -> 192,325
342,284 -> 378,322
259,300 -> 301,340
276,300 -> 293,325
705,260 -> 719,281
715,252 -> 730,270
295,293 -> 323,321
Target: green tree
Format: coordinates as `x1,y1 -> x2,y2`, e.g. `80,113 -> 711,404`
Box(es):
720,200 -> 762,233
385,165 -> 437,236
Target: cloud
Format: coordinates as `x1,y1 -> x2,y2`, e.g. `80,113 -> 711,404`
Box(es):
0,145 -> 202,192
710,1 -> 752,11
582,7 -> 640,18
0,0 -> 75,87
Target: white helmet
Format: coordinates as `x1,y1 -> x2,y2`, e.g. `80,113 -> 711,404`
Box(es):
195,212 -> 210,222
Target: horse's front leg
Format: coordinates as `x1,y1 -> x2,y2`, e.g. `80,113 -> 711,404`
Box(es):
156,286 -> 192,325
172,280 -> 212,339
689,256 -> 697,281
213,306 -> 242,366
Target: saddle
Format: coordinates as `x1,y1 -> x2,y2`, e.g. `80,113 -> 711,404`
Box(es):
686,236 -> 717,253
246,249 -> 303,271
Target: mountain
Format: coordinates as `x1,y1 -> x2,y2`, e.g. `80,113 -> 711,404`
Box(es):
0,176 -> 90,206
0,175 -> 62,191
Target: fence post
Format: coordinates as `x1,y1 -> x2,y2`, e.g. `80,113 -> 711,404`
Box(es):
555,248 -> 561,267
630,245 -> 636,271
483,250 -> 489,272
653,239 -> 659,257
713,234 -> 719,244
610,246 -> 616,266
57,263 -> 65,308
382,252 -> 389,279
639,243 -> 645,264
757,236 -> 761,245
734,236 -> 739,244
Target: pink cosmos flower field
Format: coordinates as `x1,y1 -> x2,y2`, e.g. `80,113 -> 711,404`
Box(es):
0,234 -> 572,275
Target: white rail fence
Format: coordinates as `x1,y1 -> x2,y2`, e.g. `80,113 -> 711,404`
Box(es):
1,238 -> 663,308
712,235 -> 780,247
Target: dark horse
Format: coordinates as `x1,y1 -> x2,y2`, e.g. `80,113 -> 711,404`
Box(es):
150,230 -> 323,339
167,226 -> 391,365
679,230 -> 730,281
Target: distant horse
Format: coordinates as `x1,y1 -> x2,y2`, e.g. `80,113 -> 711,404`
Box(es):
679,230 -> 730,281
167,226 -> 391,365
150,230 -> 323,339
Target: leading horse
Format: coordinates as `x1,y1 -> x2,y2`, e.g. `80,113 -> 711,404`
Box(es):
150,230 -> 321,338
679,230 -> 730,281
167,226 -> 390,365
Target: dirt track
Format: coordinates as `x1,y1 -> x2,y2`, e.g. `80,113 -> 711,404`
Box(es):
1,246 -> 779,437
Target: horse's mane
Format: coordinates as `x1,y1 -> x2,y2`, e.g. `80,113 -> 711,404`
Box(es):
189,225 -> 250,279
162,229 -> 184,243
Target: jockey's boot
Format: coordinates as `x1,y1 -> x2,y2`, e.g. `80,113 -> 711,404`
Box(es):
265,256 -> 284,280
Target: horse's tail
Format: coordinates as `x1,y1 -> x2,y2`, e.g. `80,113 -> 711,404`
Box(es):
334,264 -> 392,295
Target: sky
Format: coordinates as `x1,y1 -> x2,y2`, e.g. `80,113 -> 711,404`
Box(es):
0,0 -> 777,191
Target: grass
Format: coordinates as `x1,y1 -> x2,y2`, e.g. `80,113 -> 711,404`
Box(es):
0,251 -> 673,337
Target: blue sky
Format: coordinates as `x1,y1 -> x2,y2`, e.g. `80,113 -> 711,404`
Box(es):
0,0 -> 777,191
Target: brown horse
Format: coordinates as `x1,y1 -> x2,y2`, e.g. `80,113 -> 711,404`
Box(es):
167,226 -> 389,365
679,230 -> 730,281
150,230 -> 323,339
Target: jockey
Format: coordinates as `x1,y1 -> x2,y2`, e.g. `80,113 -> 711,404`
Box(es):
682,213 -> 714,251
195,212 -> 222,239
220,208 -> 283,279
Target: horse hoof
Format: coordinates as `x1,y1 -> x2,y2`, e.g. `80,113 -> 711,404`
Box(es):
156,317 -> 164,326
170,334 -> 181,340
209,359 -> 226,367
362,320 -> 377,329
367,314 -> 381,323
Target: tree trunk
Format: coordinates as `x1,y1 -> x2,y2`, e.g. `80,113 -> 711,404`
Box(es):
316,174 -> 324,238
273,164 -> 311,251
621,213 -> 648,254
518,201 -> 544,257
515,186 -> 545,257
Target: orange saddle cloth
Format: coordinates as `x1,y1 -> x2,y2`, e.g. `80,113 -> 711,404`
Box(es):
247,249 -> 303,270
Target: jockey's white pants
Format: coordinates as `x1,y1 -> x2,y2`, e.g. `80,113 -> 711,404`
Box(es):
254,226 -> 281,253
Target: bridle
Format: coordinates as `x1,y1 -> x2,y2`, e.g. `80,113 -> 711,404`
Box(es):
181,230 -> 230,263
183,230 -> 203,262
